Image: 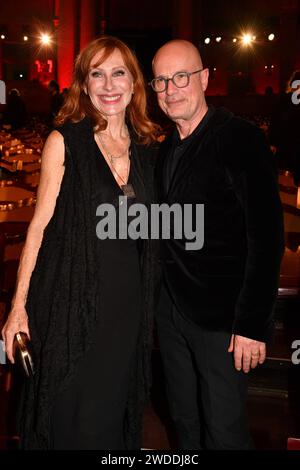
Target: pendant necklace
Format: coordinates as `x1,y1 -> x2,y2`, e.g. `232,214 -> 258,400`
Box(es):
96,132 -> 136,198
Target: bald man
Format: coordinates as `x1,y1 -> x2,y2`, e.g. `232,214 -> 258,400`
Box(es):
151,40 -> 284,449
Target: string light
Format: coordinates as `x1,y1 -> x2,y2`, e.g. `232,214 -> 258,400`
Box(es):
202,32 -> 277,45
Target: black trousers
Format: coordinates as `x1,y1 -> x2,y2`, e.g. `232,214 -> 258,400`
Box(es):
156,283 -> 253,450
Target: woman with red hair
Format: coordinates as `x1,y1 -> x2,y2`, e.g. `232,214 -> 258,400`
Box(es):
2,36 -> 159,450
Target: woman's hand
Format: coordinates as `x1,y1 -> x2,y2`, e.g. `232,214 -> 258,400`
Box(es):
1,306 -> 30,363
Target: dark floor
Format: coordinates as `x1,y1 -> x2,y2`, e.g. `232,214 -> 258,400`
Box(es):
142,349 -> 300,451
1,346 -> 299,451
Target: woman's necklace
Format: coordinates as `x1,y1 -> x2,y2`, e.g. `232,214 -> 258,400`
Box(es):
96,132 -> 135,198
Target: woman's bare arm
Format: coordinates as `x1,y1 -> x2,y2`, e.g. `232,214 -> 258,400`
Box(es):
1,130 -> 65,362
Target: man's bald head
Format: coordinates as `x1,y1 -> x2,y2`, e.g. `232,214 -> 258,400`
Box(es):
151,39 -> 209,137
152,40 -> 203,73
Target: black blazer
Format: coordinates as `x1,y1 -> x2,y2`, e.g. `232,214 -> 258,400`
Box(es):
155,107 -> 285,341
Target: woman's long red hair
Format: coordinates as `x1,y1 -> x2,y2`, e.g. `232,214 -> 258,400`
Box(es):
55,36 -> 159,144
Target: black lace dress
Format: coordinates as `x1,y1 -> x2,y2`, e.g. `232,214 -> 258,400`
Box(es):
50,141 -> 144,449
21,118 -> 157,450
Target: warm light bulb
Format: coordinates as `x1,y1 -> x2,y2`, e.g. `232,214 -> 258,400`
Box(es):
242,34 -> 252,46
40,33 -> 51,45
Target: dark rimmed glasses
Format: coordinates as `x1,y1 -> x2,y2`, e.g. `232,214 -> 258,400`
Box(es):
149,69 -> 204,93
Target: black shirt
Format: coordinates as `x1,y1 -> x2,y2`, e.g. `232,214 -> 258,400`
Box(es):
164,105 -> 215,193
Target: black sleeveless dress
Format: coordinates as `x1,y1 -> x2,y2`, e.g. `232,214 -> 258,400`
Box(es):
50,141 -> 144,449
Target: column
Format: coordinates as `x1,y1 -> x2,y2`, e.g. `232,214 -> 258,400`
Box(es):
279,0 -> 299,92
172,0 -> 203,43
79,0 -> 96,50
57,0 -> 77,89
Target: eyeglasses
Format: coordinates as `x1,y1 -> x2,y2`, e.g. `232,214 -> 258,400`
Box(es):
150,69 -> 204,93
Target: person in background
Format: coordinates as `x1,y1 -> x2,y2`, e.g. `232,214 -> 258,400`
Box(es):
3,88 -> 27,129
47,80 -> 64,126
61,87 -> 69,103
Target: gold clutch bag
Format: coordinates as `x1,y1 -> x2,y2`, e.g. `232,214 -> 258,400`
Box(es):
13,332 -> 34,378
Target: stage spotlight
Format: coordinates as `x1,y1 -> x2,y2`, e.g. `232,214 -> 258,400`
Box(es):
215,36 -> 222,43
241,33 -> 253,46
204,37 -> 211,44
40,33 -> 51,45
268,33 -> 275,41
